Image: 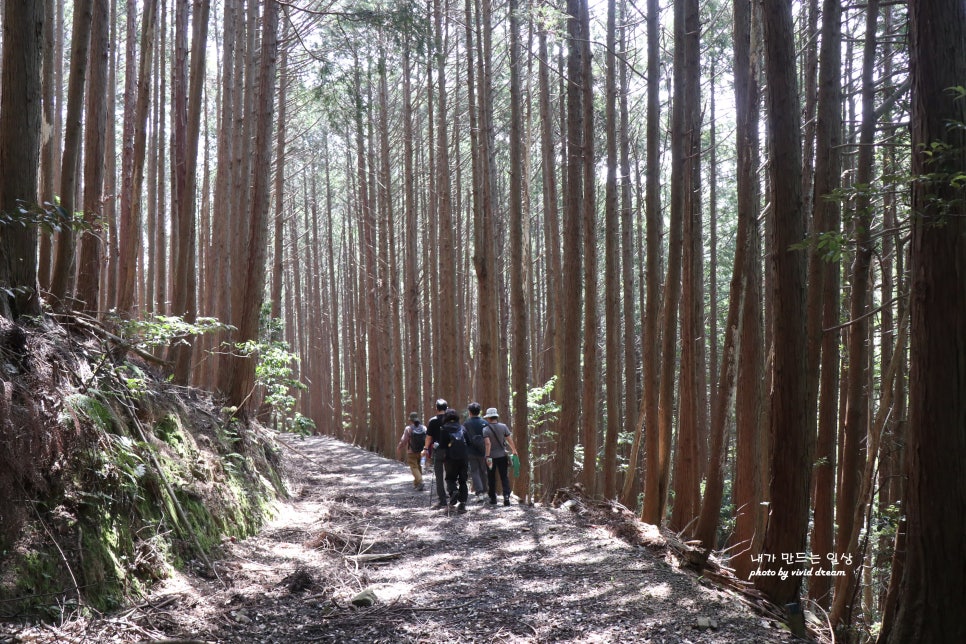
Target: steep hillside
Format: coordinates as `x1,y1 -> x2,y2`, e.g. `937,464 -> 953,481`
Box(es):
0,315 -> 286,619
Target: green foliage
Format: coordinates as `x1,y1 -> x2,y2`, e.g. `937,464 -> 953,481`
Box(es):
527,377 -> 561,472
527,376 -> 561,428
60,393 -> 119,433
0,199 -> 91,235
117,314 -> 233,351
235,336 -> 305,420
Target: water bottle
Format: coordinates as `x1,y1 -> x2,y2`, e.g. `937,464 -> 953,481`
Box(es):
420,455 -> 426,471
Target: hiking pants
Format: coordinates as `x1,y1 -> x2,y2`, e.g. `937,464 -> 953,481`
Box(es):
432,448 -> 447,503
406,452 -> 423,488
488,455 -> 511,502
468,454 -> 488,495
444,458 -> 469,505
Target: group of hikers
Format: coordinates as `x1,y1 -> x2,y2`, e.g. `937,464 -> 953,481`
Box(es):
396,399 -> 517,514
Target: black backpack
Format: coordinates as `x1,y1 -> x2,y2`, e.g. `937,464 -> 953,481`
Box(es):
409,423 -> 426,453
443,423 -> 468,460
463,419 -> 488,457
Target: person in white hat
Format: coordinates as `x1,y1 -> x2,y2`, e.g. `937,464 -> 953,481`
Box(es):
482,407 -> 517,506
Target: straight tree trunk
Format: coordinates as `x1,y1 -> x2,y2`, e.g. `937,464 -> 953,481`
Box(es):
635,0 -> 663,518
507,0 -> 530,501
401,41 -> 421,415
617,0 -> 639,505
831,1 -> 880,624
171,0 -> 210,383
76,0 -> 110,314
434,0 -> 459,404
644,0 -> 685,525
49,0 -> 93,306
806,0 -> 843,610
602,0 -> 621,500
879,2 -> 966,642
755,0 -> 810,607
669,0 -> 703,531
226,0 -> 279,410
38,0 -> 56,292
578,0 -> 598,496
551,0 -> 586,497
0,0 -> 44,319
117,0 -> 159,317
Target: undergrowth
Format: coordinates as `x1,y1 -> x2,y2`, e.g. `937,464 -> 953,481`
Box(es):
0,315 -> 287,621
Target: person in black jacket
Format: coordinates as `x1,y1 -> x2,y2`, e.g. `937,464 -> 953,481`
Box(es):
439,408 -> 469,513
462,402 -> 490,500
423,399 -> 449,509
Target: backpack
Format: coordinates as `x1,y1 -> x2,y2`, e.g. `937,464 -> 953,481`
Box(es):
463,419 -> 488,457
443,423 -> 468,460
409,423 -> 426,453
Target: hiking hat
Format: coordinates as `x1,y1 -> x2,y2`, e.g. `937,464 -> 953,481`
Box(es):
409,412 -> 419,422
435,398 -> 448,411
484,407 -> 499,418
468,402 -> 482,415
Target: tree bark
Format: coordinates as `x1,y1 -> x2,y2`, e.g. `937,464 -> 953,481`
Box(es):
76,0 -> 110,314
49,0 -> 93,306
226,0 -> 279,410
0,0 -> 44,319
755,0 -> 810,607
806,0 -> 843,609
880,1 -> 966,641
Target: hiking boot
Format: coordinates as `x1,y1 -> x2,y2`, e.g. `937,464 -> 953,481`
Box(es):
503,498 -> 511,506
488,497 -> 497,505
415,483 -> 425,491
432,502 -> 447,510
457,503 -> 466,514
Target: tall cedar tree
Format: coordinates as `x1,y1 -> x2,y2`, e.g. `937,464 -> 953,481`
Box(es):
879,0 -> 966,640
729,0 -> 765,583
76,0 -> 110,314
806,0 -> 843,608
637,0 -> 663,520
49,0 -> 92,306
0,0 -> 44,319
755,0 -> 810,606
552,0 -> 586,497
225,0 -> 279,410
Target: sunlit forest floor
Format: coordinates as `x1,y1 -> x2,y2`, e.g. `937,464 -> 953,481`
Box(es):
5,436 -> 799,643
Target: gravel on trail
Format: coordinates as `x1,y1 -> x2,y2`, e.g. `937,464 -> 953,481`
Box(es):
4,435 -> 797,643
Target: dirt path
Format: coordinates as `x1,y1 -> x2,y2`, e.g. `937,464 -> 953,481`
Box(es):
6,435 -> 794,643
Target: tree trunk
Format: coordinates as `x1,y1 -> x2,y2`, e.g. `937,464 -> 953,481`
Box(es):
170,0 -> 210,384
0,0 -> 44,320
806,0 -> 843,610
879,1 -> 966,641
601,0 -> 621,500
225,0 -> 279,410
117,0 -> 159,317
636,0 -> 663,519
49,0 -> 93,306
830,1 -> 880,625
551,0 -> 586,497
507,0 -> 530,502
578,0 -> 598,496
76,0 -> 110,314
755,0 -> 810,607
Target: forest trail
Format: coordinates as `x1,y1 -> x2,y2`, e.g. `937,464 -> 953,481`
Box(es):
5,436 -> 795,643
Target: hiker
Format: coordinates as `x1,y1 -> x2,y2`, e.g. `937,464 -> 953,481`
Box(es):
440,408 -> 470,513
462,402 -> 490,501
396,412 -> 426,491
483,407 -> 518,506
423,399 -> 450,509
